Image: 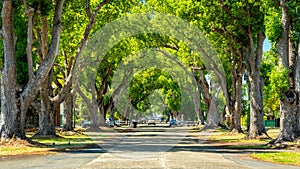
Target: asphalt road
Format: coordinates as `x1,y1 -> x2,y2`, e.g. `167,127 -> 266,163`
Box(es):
1,126 -> 299,169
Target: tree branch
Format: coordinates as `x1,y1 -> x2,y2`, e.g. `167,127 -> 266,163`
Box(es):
20,0 -> 65,114
94,0 -> 111,15
85,0 -> 92,18
23,0 -> 35,80
162,44 -> 179,51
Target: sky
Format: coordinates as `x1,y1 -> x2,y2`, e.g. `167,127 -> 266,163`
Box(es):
263,39 -> 272,51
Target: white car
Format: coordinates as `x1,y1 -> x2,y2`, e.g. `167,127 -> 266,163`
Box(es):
147,119 -> 156,125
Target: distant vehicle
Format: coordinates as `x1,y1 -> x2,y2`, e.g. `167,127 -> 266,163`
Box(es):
169,119 -> 180,126
140,118 -> 147,124
114,120 -> 121,127
147,119 -> 156,125
106,118 -> 114,127
82,120 -> 91,128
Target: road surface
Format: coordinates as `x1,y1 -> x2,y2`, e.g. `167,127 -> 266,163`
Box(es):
1,126 -> 299,169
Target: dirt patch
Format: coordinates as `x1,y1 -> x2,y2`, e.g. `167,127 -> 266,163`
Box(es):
0,139 -> 32,147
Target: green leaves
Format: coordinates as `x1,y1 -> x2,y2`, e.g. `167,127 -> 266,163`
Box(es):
129,68 -> 181,112
264,4 -> 282,42
262,50 -> 289,117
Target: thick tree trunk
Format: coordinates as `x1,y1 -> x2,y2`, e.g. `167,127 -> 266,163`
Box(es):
247,73 -> 266,138
191,89 -> 203,125
245,30 -> 267,139
62,93 -> 74,131
90,105 -> 99,129
36,74 -> 56,136
204,80 -> 221,129
197,70 -> 216,128
275,91 -> 299,142
36,105 -> 56,136
230,76 -> 243,133
272,0 -> 300,143
0,1 -> 25,140
204,97 -> 219,129
1,0 -> 65,140
98,104 -> 106,126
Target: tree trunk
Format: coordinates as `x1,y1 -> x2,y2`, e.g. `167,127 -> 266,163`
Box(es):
245,31 -> 267,139
272,0 -> 300,143
90,105 -> 99,129
122,106 -> 130,121
24,3 -> 34,80
36,74 -> 56,136
77,86 -> 99,129
62,93 -> 74,131
275,91 -> 299,141
98,104 -> 106,126
19,0 -> 65,139
204,97 -> 219,129
0,1 -> 24,140
219,106 -> 226,127
230,75 -> 243,133
191,89 -> 203,125
51,0 -> 112,131
247,73 -> 266,138
36,105 -> 56,136
1,0 -> 65,140
110,102 -> 115,124
199,72 -> 220,129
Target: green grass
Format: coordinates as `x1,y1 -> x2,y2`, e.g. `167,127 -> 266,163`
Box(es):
30,132 -> 94,149
209,132 -> 267,144
225,144 -> 268,149
208,128 -> 300,166
0,129 -> 94,156
208,128 -> 280,144
252,152 -> 300,166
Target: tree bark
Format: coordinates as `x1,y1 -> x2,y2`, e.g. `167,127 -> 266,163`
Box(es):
198,70 -> 219,128
247,71 -> 266,138
205,97 -> 219,128
230,75 -> 243,133
228,44 -> 245,133
0,0 -> 21,140
51,0 -> 112,132
246,31 -> 267,139
36,73 -> 56,136
62,92 -> 74,131
272,0 -> 300,143
109,102 -> 115,124
18,0 -> 65,139
98,103 -> 107,126
276,91 -> 299,141
23,1 -> 34,80
77,85 -> 99,129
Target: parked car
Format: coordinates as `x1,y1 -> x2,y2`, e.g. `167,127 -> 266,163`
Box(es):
169,119 -> 180,126
147,119 -> 156,125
